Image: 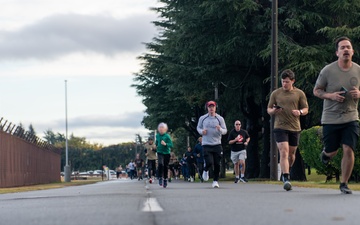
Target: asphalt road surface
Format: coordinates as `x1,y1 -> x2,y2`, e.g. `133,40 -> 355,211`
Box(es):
0,178 -> 359,225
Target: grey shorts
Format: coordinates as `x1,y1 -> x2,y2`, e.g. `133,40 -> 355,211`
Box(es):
231,150 -> 247,163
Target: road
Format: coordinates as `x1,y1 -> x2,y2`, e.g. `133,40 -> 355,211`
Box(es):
0,178 -> 359,225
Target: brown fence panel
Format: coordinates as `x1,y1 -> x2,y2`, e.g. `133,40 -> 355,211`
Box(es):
0,131 -> 61,188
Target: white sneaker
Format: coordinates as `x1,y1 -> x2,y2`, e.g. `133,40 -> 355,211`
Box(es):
190,177 -> 194,182
212,181 -> 219,188
202,171 -> 209,181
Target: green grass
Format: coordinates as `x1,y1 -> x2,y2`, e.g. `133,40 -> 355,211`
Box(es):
0,177 -> 102,194
221,169 -> 360,191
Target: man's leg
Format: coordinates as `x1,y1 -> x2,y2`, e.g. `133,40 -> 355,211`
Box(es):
213,151 -> 222,182
277,142 -> 290,175
341,144 -> 355,184
240,160 -> 245,177
288,146 -> 297,169
234,161 -> 240,177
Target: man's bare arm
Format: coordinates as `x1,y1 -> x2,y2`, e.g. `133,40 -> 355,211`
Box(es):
313,85 -> 345,102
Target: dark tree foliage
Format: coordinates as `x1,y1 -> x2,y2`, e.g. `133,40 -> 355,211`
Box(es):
134,0 -> 360,179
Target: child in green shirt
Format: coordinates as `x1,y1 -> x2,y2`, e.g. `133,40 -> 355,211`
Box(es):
156,122 -> 173,188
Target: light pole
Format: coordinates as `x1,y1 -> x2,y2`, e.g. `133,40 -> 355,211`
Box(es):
270,0 -> 279,180
64,80 -> 71,182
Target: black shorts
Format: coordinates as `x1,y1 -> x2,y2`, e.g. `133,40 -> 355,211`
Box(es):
273,129 -> 300,147
323,121 -> 359,153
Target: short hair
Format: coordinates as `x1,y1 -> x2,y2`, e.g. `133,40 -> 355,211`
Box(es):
158,122 -> 168,130
335,36 -> 352,50
281,69 -> 295,80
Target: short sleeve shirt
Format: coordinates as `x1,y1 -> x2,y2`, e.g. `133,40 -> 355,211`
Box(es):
268,87 -> 308,131
315,61 -> 360,124
135,159 -> 144,168
228,129 -> 250,152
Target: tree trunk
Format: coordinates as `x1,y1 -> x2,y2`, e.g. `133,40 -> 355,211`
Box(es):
260,82 -> 271,178
242,95 -> 261,178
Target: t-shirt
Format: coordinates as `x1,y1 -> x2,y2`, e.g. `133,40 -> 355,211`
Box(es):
128,162 -> 135,170
197,113 -> 227,146
268,87 -> 308,131
315,61 -> 360,124
228,129 -> 250,152
135,158 -> 144,168
144,142 -> 157,160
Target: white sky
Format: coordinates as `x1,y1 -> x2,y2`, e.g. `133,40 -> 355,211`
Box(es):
0,0 -> 160,145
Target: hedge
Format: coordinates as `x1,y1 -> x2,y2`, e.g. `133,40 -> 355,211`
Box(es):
299,125 -> 360,182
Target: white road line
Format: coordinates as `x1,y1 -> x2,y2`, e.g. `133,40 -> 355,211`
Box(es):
142,198 -> 164,212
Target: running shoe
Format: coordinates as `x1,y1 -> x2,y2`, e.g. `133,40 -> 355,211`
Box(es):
163,179 -> 168,188
320,151 -> 330,165
169,177 -> 172,182
190,177 -> 194,182
212,181 -> 219,188
202,171 -> 209,181
283,180 -> 292,191
239,177 -> 248,183
149,178 -> 153,184
340,183 -> 352,194
159,178 -> 163,187
234,177 -> 239,184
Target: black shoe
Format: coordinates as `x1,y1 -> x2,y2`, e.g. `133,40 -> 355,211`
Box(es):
283,181 -> 292,191
163,179 -> 168,188
340,184 -> 352,194
234,178 -> 239,184
240,177 -> 248,183
320,151 -> 331,165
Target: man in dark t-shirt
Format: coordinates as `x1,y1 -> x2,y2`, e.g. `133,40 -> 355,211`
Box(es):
134,154 -> 144,181
228,120 -> 250,184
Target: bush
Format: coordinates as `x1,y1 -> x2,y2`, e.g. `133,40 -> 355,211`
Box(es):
300,125 -> 360,182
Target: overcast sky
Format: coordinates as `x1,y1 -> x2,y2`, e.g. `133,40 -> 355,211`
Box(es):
0,0 -> 159,145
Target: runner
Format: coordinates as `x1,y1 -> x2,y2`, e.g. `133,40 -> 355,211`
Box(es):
116,165 -> 123,179
127,161 -> 135,180
193,137 -> 204,182
267,69 -> 309,191
168,152 -> 177,182
134,154 -> 144,181
314,36 -> 360,194
155,122 -> 173,188
197,100 -> 227,188
144,137 -> 157,183
228,120 -> 250,183
185,146 -> 195,182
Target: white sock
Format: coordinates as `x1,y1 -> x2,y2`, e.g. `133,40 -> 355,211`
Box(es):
236,175 -> 239,179
241,174 -> 245,178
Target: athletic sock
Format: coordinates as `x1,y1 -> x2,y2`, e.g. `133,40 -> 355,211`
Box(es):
283,173 -> 290,182
241,174 -> 245,178
235,175 -> 239,179
340,182 -> 346,187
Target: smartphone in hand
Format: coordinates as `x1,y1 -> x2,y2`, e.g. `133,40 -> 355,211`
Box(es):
340,87 -> 348,97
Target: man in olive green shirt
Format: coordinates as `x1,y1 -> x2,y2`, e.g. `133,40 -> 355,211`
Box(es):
314,36 -> 360,194
144,137 -> 157,181
268,69 -> 309,191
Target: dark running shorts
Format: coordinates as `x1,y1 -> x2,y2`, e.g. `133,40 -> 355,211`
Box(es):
323,121 -> 359,153
273,129 -> 300,147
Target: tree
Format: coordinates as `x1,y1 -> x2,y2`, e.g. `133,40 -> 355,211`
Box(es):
28,124 -> 36,136
134,0 -> 360,180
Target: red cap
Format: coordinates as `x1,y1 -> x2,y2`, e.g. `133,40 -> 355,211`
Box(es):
207,101 -> 217,107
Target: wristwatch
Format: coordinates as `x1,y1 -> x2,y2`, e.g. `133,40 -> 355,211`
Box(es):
299,109 -> 303,115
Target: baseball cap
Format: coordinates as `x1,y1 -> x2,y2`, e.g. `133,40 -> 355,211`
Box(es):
207,101 -> 217,107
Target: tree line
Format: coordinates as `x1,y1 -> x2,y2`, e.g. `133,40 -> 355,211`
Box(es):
133,0 -> 360,179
